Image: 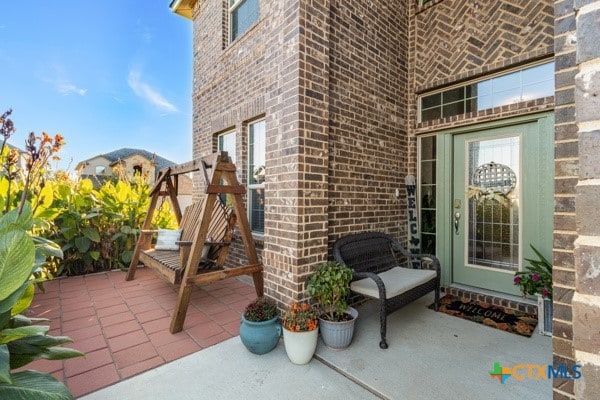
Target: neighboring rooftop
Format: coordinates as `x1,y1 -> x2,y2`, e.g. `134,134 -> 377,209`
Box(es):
89,148 -> 177,171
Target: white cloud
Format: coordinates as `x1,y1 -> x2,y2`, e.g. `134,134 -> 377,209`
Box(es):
128,69 -> 178,113
56,82 -> 87,96
41,64 -> 87,96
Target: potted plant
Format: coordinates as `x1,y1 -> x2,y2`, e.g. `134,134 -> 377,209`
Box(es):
513,245 -> 553,336
239,297 -> 281,355
307,261 -> 358,350
281,302 -> 319,364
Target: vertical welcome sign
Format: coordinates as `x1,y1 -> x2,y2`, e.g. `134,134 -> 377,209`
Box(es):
405,175 -> 420,268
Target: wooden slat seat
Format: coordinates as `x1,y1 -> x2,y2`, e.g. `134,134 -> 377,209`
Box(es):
126,152 -> 263,333
137,199 -> 235,284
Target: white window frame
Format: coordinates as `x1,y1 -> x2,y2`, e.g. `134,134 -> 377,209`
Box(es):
217,130 -> 237,165
247,119 -> 265,234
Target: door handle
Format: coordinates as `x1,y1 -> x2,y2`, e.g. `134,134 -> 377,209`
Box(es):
454,212 -> 461,235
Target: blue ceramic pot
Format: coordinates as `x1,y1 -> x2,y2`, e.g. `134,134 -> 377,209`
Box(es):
240,315 -> 281,355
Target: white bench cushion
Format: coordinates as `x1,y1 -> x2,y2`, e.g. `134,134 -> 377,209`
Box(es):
350,267 -> 437,299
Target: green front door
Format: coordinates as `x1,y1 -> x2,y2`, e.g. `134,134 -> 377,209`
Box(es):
451,119 -> 553,295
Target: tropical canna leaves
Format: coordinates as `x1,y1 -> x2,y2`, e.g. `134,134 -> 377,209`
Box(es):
0,227 -> 35,302
0,370 -> 74,400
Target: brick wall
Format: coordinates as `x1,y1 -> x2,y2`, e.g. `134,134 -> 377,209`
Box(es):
190,0 -> 266,293
190,0 -> 414,307
412,0 -> 554,90
261,0 -> 331,304
553,1 -> 578,397
569,1 -> 600,398
327,1 -> 410,244
408,0 -> 555,135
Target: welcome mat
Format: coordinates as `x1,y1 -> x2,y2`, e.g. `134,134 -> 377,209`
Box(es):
431,295 -> 538,337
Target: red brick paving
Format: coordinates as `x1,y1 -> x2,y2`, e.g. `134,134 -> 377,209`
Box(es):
27,268 -> 258,398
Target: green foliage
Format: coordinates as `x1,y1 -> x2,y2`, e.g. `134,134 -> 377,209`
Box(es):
244,297 -> 278,322
514,245 -> 552,299
0,370 -> 74,400
0,207 -> 83,399
306,261 -> 353,321
0,227 -> 35,301
44,175 -> 176,275
1,110 -> 177,276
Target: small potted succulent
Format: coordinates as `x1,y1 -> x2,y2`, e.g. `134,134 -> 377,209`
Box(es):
281,302 -> 319,364
306,261 -> 358,350
513,245 -> 553,335
239,297 -> 281,355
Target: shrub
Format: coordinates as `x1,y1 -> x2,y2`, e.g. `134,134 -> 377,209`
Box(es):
243,297 -> 278,322
0,109 -> 83,399
281,302 -> 318,332
306,261 -> 353,321
514,245 -> 552,299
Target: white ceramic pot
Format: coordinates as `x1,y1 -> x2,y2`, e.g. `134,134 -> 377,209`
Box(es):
282,327 -> 319,365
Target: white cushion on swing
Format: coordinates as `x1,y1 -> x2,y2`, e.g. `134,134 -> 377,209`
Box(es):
155,228 -> 182,251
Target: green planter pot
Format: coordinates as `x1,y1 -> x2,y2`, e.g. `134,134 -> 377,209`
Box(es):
240,315 -> 281,355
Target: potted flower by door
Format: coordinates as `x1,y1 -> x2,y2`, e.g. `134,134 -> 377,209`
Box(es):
307,261 -> 358,350
240,297 -> 281,355
281,302 -> 319,364
513,245 -> 553,336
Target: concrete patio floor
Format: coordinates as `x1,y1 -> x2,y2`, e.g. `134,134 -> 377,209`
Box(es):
79,292 -> 552,400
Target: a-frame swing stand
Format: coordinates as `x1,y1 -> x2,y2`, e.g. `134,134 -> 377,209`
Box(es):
126,152 -> 263,333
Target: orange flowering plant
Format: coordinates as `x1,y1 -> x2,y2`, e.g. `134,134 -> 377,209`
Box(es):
281,302 -> 318,332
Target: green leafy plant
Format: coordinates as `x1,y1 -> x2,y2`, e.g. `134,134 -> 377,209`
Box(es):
0,207 -> 84,400
2,109 -> 177,276
44,172 -> 176,275
0,109 -> 84,399
514,245 -> 552,299
243,297 -> 278,322
306,261 -> 353,321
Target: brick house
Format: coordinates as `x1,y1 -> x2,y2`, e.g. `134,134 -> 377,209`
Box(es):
170,0 -> 600,397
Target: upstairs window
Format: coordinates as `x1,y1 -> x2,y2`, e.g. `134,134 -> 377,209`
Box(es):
229,0 -> 259,42
133,165 -> 143,176
95,166 -> 106,175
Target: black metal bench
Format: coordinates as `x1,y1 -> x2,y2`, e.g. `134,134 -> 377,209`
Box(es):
333,232 -> 440,349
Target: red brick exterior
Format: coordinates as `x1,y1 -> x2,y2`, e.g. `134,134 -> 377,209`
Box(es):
183,1 -> 600,396
189,0 -> 411,306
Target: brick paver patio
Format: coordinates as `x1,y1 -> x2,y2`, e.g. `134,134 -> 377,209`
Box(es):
25,267 -> 257,398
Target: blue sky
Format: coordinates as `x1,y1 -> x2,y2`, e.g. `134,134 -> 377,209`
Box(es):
0,1 -> 193,170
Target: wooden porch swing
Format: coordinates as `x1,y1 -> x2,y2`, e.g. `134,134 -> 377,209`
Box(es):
126,152 -> 263,333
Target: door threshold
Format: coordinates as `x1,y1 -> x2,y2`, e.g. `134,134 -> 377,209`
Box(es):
443,284 -> 538,315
